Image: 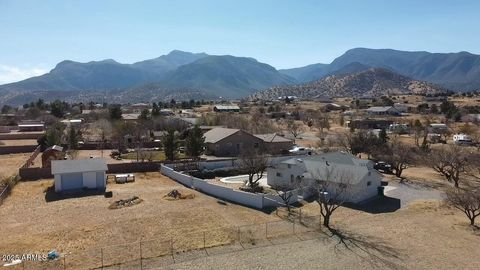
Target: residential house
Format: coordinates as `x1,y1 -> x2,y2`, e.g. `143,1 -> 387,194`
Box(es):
365,106 -> 401,116
128,103 -> 150,113
267,152 -> 382,203
349,119 -> 393,130
51,158 -> 108,192
204,128 -> 262,156
18,120 -> 45,132
254,133 -> 294,155
428,123 -> 448,134
213,105 -> 240,112
122,113 -> 141,121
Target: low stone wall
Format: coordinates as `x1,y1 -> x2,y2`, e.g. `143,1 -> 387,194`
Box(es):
0,145 -> 38,155
0,133 -> 43,140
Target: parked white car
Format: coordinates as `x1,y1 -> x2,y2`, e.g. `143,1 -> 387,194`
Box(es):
289,146 -> 313,155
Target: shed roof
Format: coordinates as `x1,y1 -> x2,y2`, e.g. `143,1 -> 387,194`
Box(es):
51,158 -> 108,175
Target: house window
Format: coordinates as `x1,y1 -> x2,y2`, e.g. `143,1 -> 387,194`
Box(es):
254,143 -> 259,148
290,175 -> 294,183
287,164 -> 291,169
276,172 -> 282,177
367,181 -> 372,186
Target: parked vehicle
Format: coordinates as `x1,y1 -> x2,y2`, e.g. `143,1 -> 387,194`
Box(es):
289,146 -> 312,155
374,161 -> 393,174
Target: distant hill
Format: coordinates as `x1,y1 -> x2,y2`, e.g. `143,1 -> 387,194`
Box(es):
163,55 -> 295,98
280,48 -> 480,91
251,68 -> 446,100
0,52 -> 296,104
0,50 -> 208,94
2,47 -> 480,105
132,50 -> 208,78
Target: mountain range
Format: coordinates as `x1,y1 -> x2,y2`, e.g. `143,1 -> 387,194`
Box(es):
1,48 -> 480,105
250,68 -> 446,101
280,48 -> 480,91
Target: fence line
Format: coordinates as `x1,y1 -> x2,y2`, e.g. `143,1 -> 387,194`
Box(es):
0,184 -> 11,206
21,145 -> 41,168
19,215 -> 322,270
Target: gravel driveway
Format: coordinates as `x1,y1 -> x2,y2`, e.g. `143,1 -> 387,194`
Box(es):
384,181 -> 444,207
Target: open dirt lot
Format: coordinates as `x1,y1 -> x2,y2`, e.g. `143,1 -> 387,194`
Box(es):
0,153 -> 35,178
1,169 -> 480,269
0,172 -> 278,256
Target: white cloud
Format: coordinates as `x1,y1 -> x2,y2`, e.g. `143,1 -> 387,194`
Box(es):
0,65 -> 48,85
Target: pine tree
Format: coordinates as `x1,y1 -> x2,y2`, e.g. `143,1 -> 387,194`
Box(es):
163,129 -> 177,161
185,125 -> 205,159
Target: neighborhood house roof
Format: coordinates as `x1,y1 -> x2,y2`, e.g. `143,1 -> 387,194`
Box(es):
122,113 -> 141,120
280,152 -> 374,185
254,133 -> 292,143
366,106 -> 397,113
203,128 -> 241,143
214,105 -> 240,110
51,158 -> 108,175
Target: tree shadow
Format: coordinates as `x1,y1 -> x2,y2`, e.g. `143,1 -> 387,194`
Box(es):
324,227 -> 407,270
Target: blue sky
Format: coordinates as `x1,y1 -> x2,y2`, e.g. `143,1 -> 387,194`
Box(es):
1,0 -> 479,84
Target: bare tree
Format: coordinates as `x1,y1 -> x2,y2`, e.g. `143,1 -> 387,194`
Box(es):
92,119 -> 112,157
375,140 -> 415,180
429,145 -> 470,188
309,166 -> 353,228
239,152 -> 268,193
286,119 -> 305,140
275,189 -> 294,214
445,182 -> 480,226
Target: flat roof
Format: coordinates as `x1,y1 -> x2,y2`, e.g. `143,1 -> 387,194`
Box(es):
51,158 -> 108,174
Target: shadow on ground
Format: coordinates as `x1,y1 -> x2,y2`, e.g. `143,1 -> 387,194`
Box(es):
345,196 -> 401,214
44,185 -> 106,202
324,227 -> 406,270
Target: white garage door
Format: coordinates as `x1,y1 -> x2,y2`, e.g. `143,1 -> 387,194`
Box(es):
61,173 -> 83,190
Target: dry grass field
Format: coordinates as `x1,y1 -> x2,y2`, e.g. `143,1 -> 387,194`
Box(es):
0,172 -> 278,256
0,169 -> 479,269
0,153 -> 39,178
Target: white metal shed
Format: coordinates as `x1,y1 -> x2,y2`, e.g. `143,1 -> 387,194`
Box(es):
51,158 -> 108,192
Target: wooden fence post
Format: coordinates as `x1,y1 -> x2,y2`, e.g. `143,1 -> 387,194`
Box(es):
139,241 -> 143,270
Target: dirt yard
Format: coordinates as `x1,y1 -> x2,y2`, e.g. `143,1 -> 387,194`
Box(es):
1,169 -> 480,269
0,153 -> 37,178
0,172 -> 278,256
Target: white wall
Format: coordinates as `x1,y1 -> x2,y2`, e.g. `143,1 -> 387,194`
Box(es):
54,175 -> 62,192
160,165 -> 301,209
83,172 -> 97,189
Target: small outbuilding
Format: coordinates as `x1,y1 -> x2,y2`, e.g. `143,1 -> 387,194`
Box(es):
42,145 -> 65,168
51,158 -> 108,192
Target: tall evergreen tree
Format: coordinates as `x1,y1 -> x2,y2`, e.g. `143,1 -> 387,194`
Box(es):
163,129 -> 177,161
185,125 -> 205,159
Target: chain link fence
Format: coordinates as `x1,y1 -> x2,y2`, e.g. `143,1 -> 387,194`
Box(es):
13,211 -> 322,270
